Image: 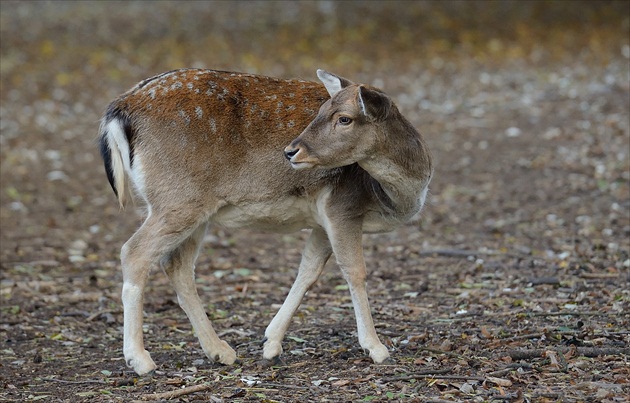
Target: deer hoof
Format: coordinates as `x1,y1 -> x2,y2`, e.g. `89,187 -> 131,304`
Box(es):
126,349 -> 157,376
369,344 -> 390,364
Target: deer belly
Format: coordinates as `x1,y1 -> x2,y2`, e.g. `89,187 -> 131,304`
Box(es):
212,198 -> 316,232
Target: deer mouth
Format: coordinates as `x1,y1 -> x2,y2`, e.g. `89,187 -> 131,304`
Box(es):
284,145 -> 317,169
289,160 -> 315,169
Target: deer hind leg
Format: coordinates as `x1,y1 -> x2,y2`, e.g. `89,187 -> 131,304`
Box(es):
121,212 -> 216,375
121,213 -> 176,375
263,228 -> 332,360
161,223 -> 236,366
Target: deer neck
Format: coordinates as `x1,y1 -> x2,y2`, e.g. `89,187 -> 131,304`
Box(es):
358,118 -> 432,219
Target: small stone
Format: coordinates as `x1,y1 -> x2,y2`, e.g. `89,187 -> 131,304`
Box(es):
47,170 -> 69,181
505,127 -> 522,137
70,239 -> 88,250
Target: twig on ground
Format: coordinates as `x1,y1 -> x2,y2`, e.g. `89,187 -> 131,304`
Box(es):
380,367 -> 452,382
43,377 -> 106,384
143,382 -> 213,400
258,383 -> 310,390
427,375 -> 486,381
523,311 -> 609,317
508,347 -> 630,360
217,328 -> 255,337
60,310 -> 90,317
500,329 -> 588,342
500,332 -> 545,342
86,309 -> 115,321
528,277 -> 560,285
428,310 -> 618,326
381,369 -> 487,383
579,272 -> 621,279
419,249 -> 528,259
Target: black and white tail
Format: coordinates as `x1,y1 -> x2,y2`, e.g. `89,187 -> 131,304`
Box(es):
98,106 -> 134,208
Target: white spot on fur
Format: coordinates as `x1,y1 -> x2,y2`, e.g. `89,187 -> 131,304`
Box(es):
195,106 -> 203,119
209,118 -> 217,133
217,89 -> 228,101
179,109 -> 190,125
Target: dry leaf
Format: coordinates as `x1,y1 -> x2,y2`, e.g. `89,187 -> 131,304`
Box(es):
486,376 -> 513,387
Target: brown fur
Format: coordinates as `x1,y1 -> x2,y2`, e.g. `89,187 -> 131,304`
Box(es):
99,69 -> 433,375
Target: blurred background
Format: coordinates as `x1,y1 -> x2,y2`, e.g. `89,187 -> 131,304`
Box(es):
1,0 -> 628,264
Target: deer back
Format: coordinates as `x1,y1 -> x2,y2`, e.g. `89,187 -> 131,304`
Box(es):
101,69 -> 336,214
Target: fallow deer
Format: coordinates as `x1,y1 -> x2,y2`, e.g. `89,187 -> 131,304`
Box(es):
99,68 -> 433,375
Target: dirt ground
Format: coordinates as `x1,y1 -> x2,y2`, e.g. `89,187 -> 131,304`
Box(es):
1,1 -> 629,402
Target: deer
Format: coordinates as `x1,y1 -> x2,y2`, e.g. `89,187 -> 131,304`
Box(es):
99,68 -> 433,375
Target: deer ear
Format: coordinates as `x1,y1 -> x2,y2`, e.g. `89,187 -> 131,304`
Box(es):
317,69 -> 354,97
358,86 -> 392,121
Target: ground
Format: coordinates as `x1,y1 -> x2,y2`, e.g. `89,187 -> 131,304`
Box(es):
1,1 -> 629,402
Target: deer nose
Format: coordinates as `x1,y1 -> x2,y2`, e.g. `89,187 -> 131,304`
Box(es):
284,147 -> 299,161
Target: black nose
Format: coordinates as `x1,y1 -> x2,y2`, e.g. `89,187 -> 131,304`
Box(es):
284,148 -> 298,160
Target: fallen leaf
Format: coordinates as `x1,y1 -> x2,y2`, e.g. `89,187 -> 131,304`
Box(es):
486,376 -> 512,387
332,379 -> 351,387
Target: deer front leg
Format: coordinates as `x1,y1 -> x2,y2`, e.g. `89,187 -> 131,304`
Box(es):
327,220 -> 390,363
263,228 -> 332,360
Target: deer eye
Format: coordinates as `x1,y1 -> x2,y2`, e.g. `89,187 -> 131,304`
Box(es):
338,116 -> 353,125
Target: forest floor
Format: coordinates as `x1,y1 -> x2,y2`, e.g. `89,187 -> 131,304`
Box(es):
1,2 -> 629,402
